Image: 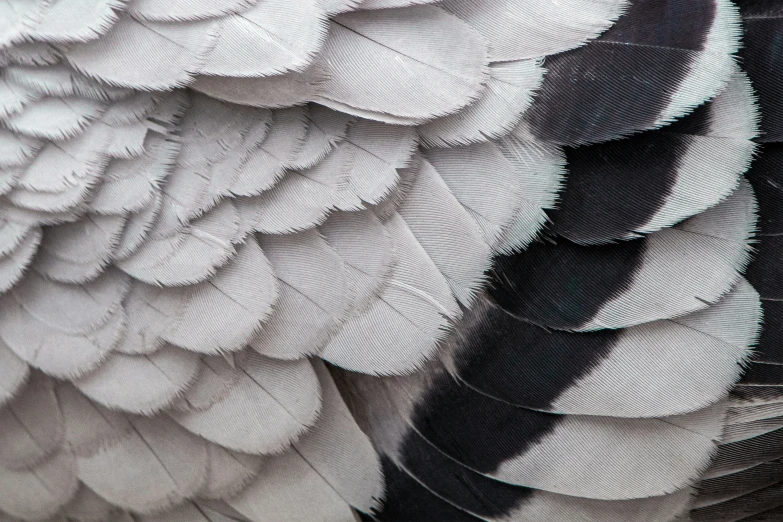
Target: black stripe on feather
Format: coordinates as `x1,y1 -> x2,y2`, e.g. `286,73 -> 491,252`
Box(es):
449,298 -> 617,409
753,300 -> 783,363
740,363 -> 783,385
406,374 -> 558,475
369,457 -> 483,522
394,430 -> 534,519
525,0 -> 717,145
489,238 -> 644,330
745,144 -> 783,235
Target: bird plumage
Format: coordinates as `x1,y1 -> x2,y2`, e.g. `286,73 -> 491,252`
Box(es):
0,0 -> 780,520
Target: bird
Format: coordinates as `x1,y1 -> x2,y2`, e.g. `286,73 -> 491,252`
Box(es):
0,0 -> 780,520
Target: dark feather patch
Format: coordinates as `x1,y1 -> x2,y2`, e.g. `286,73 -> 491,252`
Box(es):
741,363 -> 783,385
754,300 -> 783,364
691,480 -> 783,522
697,459 -> 783,510
449,298 -> 617,409
745,144 -> 783,235
408,374 -> 558,475
489,238 -> 644,330
709,428 -> 783,479
745,146 -> 783,300
552,133 -> 684,244
525,0 -> 717,145
370,457 -> 483,522
396,431 -> 534,519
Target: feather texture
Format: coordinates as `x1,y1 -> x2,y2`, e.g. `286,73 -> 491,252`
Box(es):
0,1 -> 773,520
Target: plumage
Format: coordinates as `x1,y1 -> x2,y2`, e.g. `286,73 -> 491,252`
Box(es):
73,344 -> 201,414
169,352 -> 321,455
250,230 -> 348,360
0,1 -> 780,520
316,6 -> 490,124
76,414 -> 208,513
0,372 -> 63,470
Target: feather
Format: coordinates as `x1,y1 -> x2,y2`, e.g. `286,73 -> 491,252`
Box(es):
0,129 -> 42,169
695,460 -> 783,511
340,362 -> 725,504
523,0 -> 742,145
88,133 -> 177,216
113,190 -> 162,260
73,344 -> 201,414
199,443 -> 264,500
293,361 -> 384,512
191,65 -> 328,109
77,414 -> 208,514
0,338 -> 28,407
4,96 -> 106,141
0,76 -> 38,120
58,382 -> 132,457
205,110 -> 274,204
100,91 -> 162,126
229,107 -> 308,197
250,230 -> 348,360
116,200 -> 241,286
422,135 -> 563,255
201,0 -> 328,78
491,179 -> 756,331
127,0 -> 258,22
737,1 -> 783,143
64,14 -> 219,90
169,354 -> 239,413
2,266 -> 128,333
417,59 -> 544,148
366,440 -> 693,522
169,352 -> 321,455
439,0 -> 629,61
335,118 -> 417,206
552,68 -> 757,245
4,64 -> 133,101
11,123 -> 111,213
227,361 -> 383,520
30,0 -> 126,44
151,236 -> 278,354
135,501 -> 242,522
1,41 -> 62,67
321,212 -> 460,375
34,213 -> 126,283
360,0 -> 439,8
0,372 -> 63,470
0,224 -> 40,292
235,165 -> 341,235
286,105 -> 353,172
113,279 -> 182,356
103,121 -> 151,159
446,279 -> 758,420
62,483 -> 120,522
0,0 -> 47,48
396,157 -> 491,306
319,209 -> 393,318
0,291 -> 125,379
0,449 -> 78,521
318,0 -> 361,15
315,5 -> 489,124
